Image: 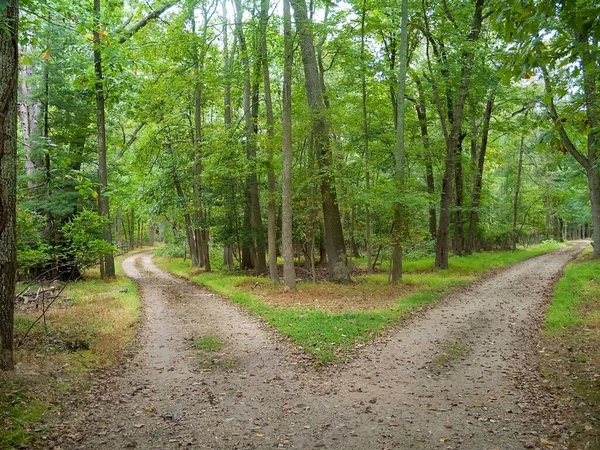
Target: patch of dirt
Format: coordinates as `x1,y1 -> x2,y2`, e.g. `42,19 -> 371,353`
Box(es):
238,278 -> 414,312
37,243 -> 589,449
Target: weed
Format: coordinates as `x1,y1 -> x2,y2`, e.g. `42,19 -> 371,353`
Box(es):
192,336 -> 222,352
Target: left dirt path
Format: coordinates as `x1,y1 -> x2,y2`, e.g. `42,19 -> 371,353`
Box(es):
45,252 -> 307,449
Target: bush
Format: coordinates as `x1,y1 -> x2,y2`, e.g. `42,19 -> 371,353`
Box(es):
153,243 -> 186,258
62,210 -> 116,271
16,208 -> 50,277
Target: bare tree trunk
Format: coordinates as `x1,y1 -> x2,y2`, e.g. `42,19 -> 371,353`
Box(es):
260,0 -> 279,284
0,0 -> 17,370
234,0 -> 266,272
93,0 -> 115,279
18,52 -> 43,189
391,0 -> 409,282
413,75 -> 436,239
512,135 -> 524,250
290,0 -> 350,283
434,0 -> 485,270
466,97 -> 494,254
360,0 -> 372,273
281,0 -> 296,291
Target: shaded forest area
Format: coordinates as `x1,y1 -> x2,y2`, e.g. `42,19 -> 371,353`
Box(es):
1,0 -> 599,370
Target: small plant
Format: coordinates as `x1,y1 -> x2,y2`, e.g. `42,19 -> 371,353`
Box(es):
192,336 -> 222,352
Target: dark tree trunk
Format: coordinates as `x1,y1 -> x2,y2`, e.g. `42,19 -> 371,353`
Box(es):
466,97 -> 494,254
512,135 -> 524,250
0,0 -> 17,370
453,133 -> 466,256
93,0 -> 115,279
290,0 -> 350,283
434,0 -> 485,270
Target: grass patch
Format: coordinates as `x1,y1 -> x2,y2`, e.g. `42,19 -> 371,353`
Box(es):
155,242 -> 564,366
541,247 -> 600,448
1,255 -> 140,449
192,336 -> 222,352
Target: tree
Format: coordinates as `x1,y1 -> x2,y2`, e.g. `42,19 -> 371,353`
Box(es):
290,0 -> 351,283
281,0 -> 296,291
0,0 -> 18,371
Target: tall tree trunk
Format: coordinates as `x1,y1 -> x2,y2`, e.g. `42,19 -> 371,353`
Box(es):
453,134 -> 466,256
290,0 -> 350,283
191,7 -> 213,272
466,97 -> 494,254
512,135 -> 524,250
0,0 -> 17,371
360,0 -> 372,273
391,0 -> 409,282
413,75 -> 436,239
260,0 -> 279,284
93,0 -> 115,279
281,0 -> 296,291
234,0 -> 266,272
18,52 -> 43,189
434,0 -> 485,270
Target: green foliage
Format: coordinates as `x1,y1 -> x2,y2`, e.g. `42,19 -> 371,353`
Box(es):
61,210 -> 116,271
153,243 -> 185,258
16,208 -> 51,277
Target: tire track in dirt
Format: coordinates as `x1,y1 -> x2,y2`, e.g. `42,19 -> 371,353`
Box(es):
49,245 -> 586,449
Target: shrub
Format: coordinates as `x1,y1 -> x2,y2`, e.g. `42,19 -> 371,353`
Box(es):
62,210 -> 116,271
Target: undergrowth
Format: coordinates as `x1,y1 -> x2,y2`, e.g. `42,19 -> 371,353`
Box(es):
155,241 -> 563,365
1,255 -> 140,450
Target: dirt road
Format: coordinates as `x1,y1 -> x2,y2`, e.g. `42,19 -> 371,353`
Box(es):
50,245 -> 584,449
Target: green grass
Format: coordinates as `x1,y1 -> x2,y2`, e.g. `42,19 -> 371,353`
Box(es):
2,255 -> 140,450
546,247 -> 600,332
193,336 -> 222,352
541,247 -> 600,448
155,241 -> 563,365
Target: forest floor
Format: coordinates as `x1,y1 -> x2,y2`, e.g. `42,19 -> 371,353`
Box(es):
39,243 -> 588,450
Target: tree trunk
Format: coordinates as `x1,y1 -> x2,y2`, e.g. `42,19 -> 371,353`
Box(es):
413,75 -> 436,239
18,53 -> 43,189
0,0 -> 17,370
234,0 -> 266,272
465,97 -> 493,254
512,135 -> 524,251
589,168 -> 600,258
281,0 -> 296,290
360,0 -> 373,273
260,0 -> 279,284
453,134 -> 466,256
434,0 -> 485,271
391,0 -> 409,283
93,0 -> 115,279
290,0 -> 350,283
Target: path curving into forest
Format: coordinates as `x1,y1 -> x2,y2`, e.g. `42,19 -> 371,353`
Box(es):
47,245 -> 586,450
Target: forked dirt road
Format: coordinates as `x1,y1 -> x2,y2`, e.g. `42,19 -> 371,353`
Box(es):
49,244 -> 586,450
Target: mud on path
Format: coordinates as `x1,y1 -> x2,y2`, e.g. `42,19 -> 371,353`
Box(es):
48,245 -> 586,450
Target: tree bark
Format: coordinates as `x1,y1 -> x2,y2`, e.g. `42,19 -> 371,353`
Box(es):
360,0 -> 373,273
512,135 -> 524,251
281,0 -> 296,290
93,0 -> 115,279
0,0 -> 18,371
391,0 -> 409,282
434,0 -> 485,270
234,0 -> 266,271
290,0 -> 351,283
465,96 -> 493,254
260,0 -> 279,284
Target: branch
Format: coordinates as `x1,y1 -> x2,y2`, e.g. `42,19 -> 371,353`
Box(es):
117,2 -> 176,44
539,62 -> 590,171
